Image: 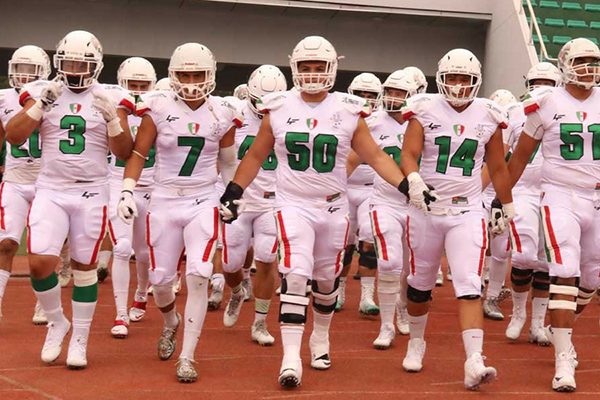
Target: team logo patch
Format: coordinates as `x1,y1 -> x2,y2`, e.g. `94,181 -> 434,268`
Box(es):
576,111 -> 587,122
188,122 -> 200,135
453,124 -> 465,136
306,118 -> 318,130
70,103 -> 81,114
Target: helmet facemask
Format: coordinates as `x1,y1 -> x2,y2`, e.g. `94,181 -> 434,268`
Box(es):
562,57 -> 600,90
55,56 -> 102,89
382,87 -> 411,112
291,59 -> 337,94
8,62 -> 48,89
436,72 -> 481,107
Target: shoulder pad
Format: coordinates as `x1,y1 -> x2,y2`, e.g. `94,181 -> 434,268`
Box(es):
19,80 -> 49,106
336,92 -> 371,117
256,91 -> 289,114
401,94 -> 433,120
135,90 -> 171,117
215,96 -> 244,128
482,98 -> 509,129
365,110 -> 384,129
522,86 -> 554,115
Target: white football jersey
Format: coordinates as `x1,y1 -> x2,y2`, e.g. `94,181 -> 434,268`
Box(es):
137,91 -> 242,191
523,86 -> 600,197
368,111 -> 409,208
0,88 -> 41,184
503,102 -> 542,195
402,94 -> 508,212
258,90 -> 370,209
20,81 -> 134,189
236,102 -> 276,212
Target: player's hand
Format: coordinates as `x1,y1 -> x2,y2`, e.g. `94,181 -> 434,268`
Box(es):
39,76 -> 63,112
117,191 -> 138,224
407,172 -> 439,213
92,91 -> 119,123
219,182 -> 244,223
489,199 -> 515,236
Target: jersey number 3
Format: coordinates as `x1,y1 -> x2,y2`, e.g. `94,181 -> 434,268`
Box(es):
59,116 -> 86,154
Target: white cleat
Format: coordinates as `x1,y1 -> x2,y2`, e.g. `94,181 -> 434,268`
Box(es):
335,280 -> 346,312
129,295 -> 147,322
241,277 -> 253,302
309,332 -> 331,370
373,324 -> 395,350
66,335 -> 88,370
251,320 -> 275,346
110,315 -> 130,339
505,314 -> 526,340
223,287 -> 246,327
529,324 -> 550,346
403,338 -> 426,372
278,357 -> 302,388
483,297 -> 504,321
435,268 -> 444,286
396,306 -> 409,335
207,287 -> 223,310
41,317 -> 71,363
446,268 -> 453,281
545,326 -> 578,369
32,301 -> 48,325
464,353 -> 496,390
358,285 -> 380,316
553,352 -> 576,392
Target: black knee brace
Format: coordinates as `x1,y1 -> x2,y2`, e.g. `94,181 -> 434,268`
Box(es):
311,278 -> 340,313
358,241 -> 377,270
511,267 -> 533,286
458,294 -> 481,300
343,244 -> 355,266
532,271 -> 550,291
407,285 -> 432,304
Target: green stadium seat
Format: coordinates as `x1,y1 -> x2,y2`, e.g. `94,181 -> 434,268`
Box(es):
527,16 -> 543,25
533,35 -> 550,43
553,35 -> 572,44
591,21 -> 600,29
585,4 -> 600,12
545,18 -> 566,26
567,20 -> 589,28
563,2 -> 583,10
587,37 -> 600,44
540,1 -> 560,8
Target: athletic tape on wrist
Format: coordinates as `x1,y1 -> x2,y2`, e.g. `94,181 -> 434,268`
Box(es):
122,178 -> 137,193
107,118 -> 123,137
72,269 -> 98,287
26,102 -> 44,121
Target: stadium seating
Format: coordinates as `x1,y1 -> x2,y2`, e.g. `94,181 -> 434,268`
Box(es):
523,0 -> 600,60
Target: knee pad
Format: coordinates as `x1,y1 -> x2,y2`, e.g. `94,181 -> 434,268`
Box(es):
311,278 -> 340,313
343,244 -> 355,266
407,285 -> 431,304
378,273 -> 399,295
577,288 -> 594,307
73,269 -> 97,287
152,282 -> 177,308
531,271 -> 550,291
511,267 -> 533,286
279,274 -> 310,324
458,294 -> 481,300
112,238 -> 133,260
358,241 -> 377,270
548,278 -> 579,311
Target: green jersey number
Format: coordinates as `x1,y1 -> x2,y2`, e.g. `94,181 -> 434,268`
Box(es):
115,146 -> 156,169
178,137 -> 205,176
382,145 -> 401,166
59,116 -> 86,155
238,135 -> 277,170
11,129 -> 41,159
434,136 -> 478,176
285,132 -> 338,173
559,123 -> 600,160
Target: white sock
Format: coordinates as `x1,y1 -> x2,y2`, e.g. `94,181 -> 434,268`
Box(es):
408,313 -> 428,340
97,250 -> 112,270
462,328 -> 484,359
111,257 -> 130,317
35,283 -> 64,324
486,257 -> 508,299
531,297 -> 548,327
312,310 -> 333,342
211,273 -> 225,291
552,327 -> 573,356
135,260 -> 150,298
361,276 -> 375,290
180,275 -> 208,360
0,269 -> 10,309
511,290 -> 528,318
377,276 -> 398,327
281,324 -> 304,361
243,267 -> 251,280
231,282 -> 243,296
254,298 -> 271,324
72,300 -> 97,340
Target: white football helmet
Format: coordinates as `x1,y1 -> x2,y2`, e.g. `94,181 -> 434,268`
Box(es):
348,73 -> 382,109
247,65 -> 287,115
8,45 -> 51,89
54,30 -> 103,89
489,89 -> 517,107
155,77 -> 171,91
168,43 -> 216,101
233,84 -> 249,100
117,57 -> 156,95
436,48 -> 482,107
403,66 -> 428,94
381,70 -> 419,112
290,36 -> 339,94
557,38 -> 600,90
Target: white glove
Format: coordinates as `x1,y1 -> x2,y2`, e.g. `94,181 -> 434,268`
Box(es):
92,91 -> 118,122
27,76 -> 63,121
219,199 -> 246,223
489,199 -> 515,236
117,191 -> 138,224
407,172 -> 440,214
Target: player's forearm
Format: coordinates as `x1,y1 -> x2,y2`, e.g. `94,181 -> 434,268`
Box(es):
481,164 -> 492,191
123,155 -> 145,183
371,152 -> 404,187
400,152 -> 420,176
506,152 -> 529,188
232,157 -> 261,190
5,111 -> 40,145
489,166 -> 513,205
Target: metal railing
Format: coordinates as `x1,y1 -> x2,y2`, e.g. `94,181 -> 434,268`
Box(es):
523,0 -> 557,62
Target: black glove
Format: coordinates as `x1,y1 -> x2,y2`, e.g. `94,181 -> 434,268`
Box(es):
219,182 -> 244,224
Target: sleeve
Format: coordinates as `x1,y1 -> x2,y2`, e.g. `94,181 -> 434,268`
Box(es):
220,98 -> 244,129
522,87 -> 553,115
502,105 -> 524,147
339,93 -> 372,117
135,91 -> 167,118
101,85 -> 135,114
523,111 -> 545,140
400,94 -> 431,124
18,80 -> 48,107
256,92 -> 288,114
484,100 -> 509,129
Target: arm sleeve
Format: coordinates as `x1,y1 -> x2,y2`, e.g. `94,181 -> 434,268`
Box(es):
523,111 -> 545,140
219,145 -> 237,186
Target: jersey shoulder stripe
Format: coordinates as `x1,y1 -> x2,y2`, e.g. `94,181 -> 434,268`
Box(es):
401,93 -> 435,120
522,86 -> 555,115
257,91 -> 289,114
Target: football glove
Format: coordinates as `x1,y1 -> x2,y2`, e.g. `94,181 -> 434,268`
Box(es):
489,198 -> 515,236
219,182 -> 245,223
